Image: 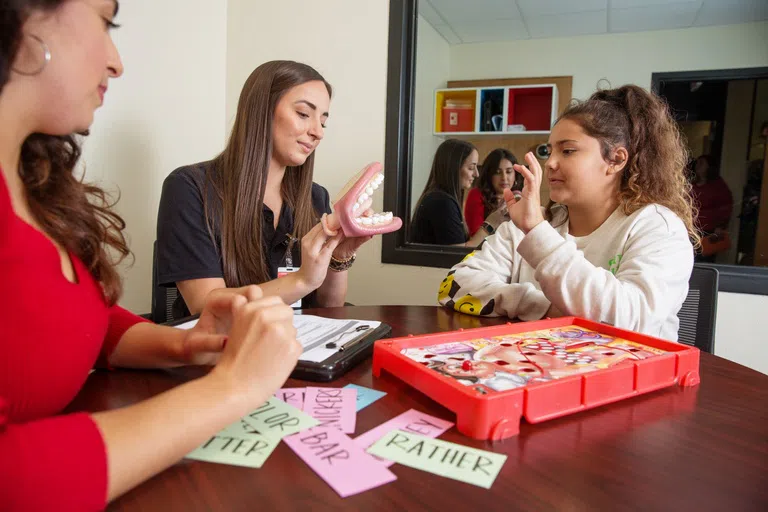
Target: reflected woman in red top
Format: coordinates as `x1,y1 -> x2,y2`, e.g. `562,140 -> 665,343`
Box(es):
465,148 -> 523,236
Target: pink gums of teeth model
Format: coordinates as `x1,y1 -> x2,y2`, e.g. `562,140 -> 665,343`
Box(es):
322,162 -> 402,237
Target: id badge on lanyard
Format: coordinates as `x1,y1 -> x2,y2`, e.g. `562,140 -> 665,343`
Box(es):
278,235 -> 302,309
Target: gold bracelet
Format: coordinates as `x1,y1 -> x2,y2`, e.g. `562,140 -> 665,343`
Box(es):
329,253 -> 356,272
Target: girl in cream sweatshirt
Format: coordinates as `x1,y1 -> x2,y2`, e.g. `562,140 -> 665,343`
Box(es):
439,85 -> 698,342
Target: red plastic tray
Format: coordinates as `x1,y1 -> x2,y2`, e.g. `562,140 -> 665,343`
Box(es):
372,317 -> 700,440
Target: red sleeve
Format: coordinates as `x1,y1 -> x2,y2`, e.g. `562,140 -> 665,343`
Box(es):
96,305 -> 152,369
713,180 -> 734,229
0,398 -> 108,511
465,188 -> 485,236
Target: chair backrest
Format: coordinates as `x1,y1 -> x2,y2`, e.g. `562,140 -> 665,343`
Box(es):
677,264 -> 719,353
151,241 -> 179,324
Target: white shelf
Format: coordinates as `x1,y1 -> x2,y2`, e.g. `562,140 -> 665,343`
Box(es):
435,83 -> 558,136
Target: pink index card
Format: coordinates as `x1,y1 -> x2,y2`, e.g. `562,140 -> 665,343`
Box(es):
302,387 -> 357,434
275,388 -> 305,409
283,428 -> 396,498
354,409 -> 454,467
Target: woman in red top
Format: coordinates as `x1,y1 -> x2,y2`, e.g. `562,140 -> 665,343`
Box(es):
465,148 -> 522,236
690,154 -> 733,261
0,1 -> 304,509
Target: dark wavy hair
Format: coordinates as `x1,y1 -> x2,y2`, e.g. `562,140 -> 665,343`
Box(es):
1,0 -> 129,304
552,84 -> 699,247
476,148 -> 521,218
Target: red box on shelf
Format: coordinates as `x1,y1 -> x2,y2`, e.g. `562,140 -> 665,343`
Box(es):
372,316 -> 700,441
441,106 -> 473,132
507,87 -> 553,131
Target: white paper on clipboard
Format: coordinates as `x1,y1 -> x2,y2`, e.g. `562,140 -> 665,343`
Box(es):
173,314 -> 381,363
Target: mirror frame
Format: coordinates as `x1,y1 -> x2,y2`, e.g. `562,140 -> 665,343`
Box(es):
381,0 -> 471,269
381,0 -> 768,295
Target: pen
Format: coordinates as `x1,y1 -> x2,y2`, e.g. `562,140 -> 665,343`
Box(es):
338,328 -> 371,352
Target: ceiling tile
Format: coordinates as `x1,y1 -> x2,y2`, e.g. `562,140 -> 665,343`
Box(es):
419,0 -> 446,27
611,0 -> 701,8
694,0 -> 768,26
433,23 -> 463,45
516,0 -> 607,17
610,3 -> 701,32
525,10 -> 608,39
428,0 -> 521,23
451,18 -> 531,43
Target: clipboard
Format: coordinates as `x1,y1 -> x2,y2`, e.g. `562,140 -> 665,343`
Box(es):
164,314 -> 391,383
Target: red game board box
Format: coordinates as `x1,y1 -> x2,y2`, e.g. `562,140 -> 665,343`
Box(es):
372,316 -> 700,440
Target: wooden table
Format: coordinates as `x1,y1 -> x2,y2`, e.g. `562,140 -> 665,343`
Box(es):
68,306 -> 768,512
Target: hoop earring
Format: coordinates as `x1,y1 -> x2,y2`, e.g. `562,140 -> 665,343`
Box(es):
12,34 -> 51,76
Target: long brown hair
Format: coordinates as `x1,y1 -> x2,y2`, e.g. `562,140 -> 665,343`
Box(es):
205,60 -> 332,287
1,0 -> 129,305
552,84 -> 699,247
413,138 -> 476,218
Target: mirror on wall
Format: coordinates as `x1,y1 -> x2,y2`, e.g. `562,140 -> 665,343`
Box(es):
382,0 -> 768,293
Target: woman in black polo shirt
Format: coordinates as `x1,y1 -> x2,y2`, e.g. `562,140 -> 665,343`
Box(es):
156,61 -> 371,317
411,139 -> 506,246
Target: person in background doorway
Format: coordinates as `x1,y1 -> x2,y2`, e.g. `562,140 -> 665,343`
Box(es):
690,154 -> 733,262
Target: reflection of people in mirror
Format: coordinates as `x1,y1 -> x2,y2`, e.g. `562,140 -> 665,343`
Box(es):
410,139 -> 479,245
465,148 -> 523,236
411,140 -> 514,247
437,85 -> 698,342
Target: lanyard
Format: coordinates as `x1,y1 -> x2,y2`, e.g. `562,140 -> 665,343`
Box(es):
284,234 -> 299,268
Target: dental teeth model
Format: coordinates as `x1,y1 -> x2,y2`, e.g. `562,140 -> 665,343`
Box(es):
322,162 -> 403,237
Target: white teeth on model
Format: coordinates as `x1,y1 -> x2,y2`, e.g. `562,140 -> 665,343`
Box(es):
358,193 -> 369,203
371,182 -> 379,190
365,186 -> 373,195
353,212 -> 394,226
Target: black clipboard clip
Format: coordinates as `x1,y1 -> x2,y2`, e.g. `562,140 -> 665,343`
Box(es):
325,324 -> 370,350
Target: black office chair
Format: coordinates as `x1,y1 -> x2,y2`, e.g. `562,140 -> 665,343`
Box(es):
151,241 -> 179,324
676,264 -> 718,353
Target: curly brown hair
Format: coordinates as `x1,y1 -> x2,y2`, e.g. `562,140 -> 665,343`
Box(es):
2,1 -> 129,304
549,84 -> 699,247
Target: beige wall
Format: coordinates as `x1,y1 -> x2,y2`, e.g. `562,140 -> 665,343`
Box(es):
412,14 -> 451,215
449,21 -> 768,102
82,0 -> 228,313
719,80 -> 755,264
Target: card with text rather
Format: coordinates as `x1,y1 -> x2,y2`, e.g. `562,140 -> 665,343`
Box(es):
354,409 -> 453,467
367,430 -> 506,489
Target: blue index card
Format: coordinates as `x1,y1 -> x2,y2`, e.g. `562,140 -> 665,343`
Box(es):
344,384 -> 386,411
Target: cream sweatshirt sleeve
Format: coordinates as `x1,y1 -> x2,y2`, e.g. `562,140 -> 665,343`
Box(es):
517,206 -> 693,338
437,220 -> 551,321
